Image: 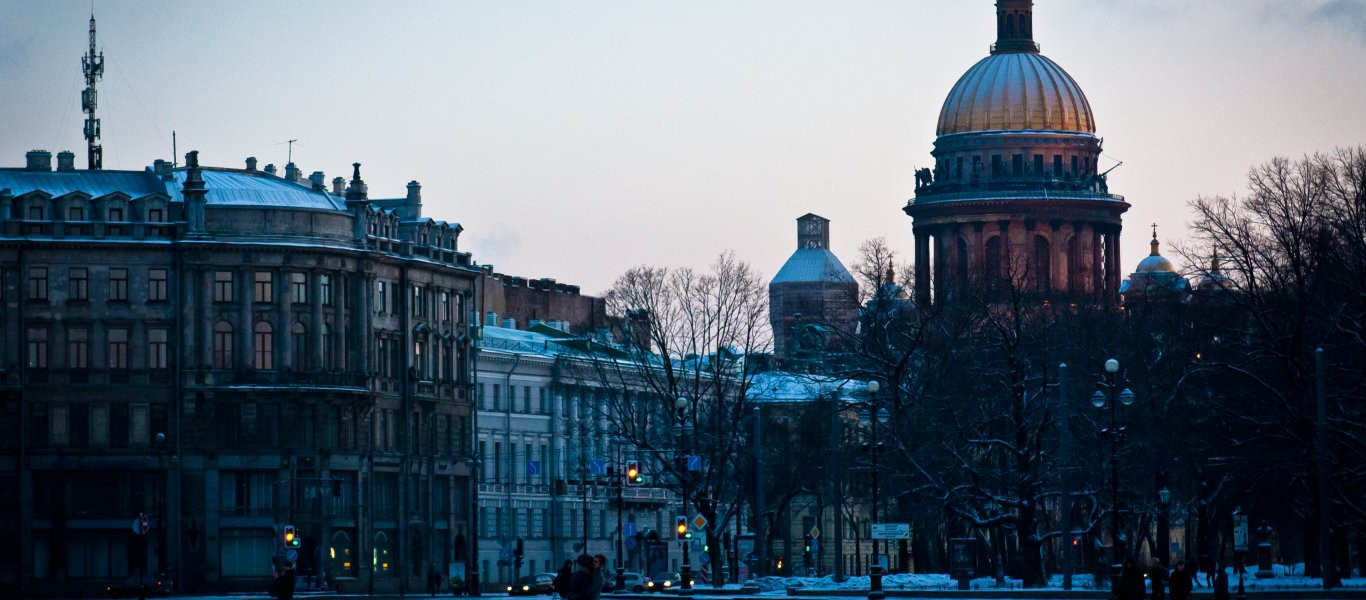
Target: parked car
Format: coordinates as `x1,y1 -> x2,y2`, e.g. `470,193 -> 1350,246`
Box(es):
611,572 -> 649,592
107,574 -> 173,598
645,572 -> 693,592
507,573 -> 556,596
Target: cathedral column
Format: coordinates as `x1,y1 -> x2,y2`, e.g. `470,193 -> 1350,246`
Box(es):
1023,219 -> 1037,292
972,222 -> 986,292
997,220 -> 1011,286
945,224 -> 962,301
1091,225 -> 1103,301
1051,221 -> 1069,295
311,269 -> 325,370
933,231 -> 949,304
914,230 -> 930,306
1106,226 -> 1123,303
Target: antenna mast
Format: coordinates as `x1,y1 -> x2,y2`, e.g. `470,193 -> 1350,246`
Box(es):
81,12 -> 105,169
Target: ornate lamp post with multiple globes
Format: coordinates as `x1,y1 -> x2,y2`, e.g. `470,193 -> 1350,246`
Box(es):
1091,359 -> 1135,600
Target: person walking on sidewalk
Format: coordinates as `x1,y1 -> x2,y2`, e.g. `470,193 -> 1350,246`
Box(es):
1169,560 -> 1193,600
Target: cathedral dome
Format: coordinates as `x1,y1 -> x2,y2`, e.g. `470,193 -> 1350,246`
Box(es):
936,52 -> 1096,136
1135,229 -> 1176,273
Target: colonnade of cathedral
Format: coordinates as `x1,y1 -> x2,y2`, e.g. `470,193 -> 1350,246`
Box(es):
912,218 -> 1122,305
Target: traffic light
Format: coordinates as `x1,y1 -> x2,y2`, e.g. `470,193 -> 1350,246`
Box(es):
514,537 -> 524,568
675,516 -> 689,540
283,525 -> 300,548
802,534 -> 812,564
626,461 -> 642,485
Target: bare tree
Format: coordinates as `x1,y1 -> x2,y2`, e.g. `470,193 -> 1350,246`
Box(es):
566,252 -> 771,587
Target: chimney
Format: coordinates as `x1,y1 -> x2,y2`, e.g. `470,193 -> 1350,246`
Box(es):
25,150 -> 52,171
309,171 -> 326,191
56,151 -> 76,172
407,180 -> 422,202
264,164 -> 277,176
183,150 -> 208,234
153,159 -> 174,180
331,177 -> 346,195
344,163 -> 368,203
284,162 -> 300,183
245,156 -> 258,171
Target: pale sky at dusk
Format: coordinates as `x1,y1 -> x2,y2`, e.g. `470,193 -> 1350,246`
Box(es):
4,1 -> 1366,294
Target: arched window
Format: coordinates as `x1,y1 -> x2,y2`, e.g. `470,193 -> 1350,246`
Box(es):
212,322 -> 234,369
373,531 -> 392,575
291,322 -> 308,370
253,321 -> 274,370
331,529 -> 356,578
1034,235 -> 1052,295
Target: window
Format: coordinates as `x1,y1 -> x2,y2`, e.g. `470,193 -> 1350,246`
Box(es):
28,206 -> 43,220
323,323 -> 336,370
523,386 -> 531,413
253,321 -> 274,369
412,286 -> 425,318
492,384 -> 501,411
291,322 -> 308,370
539,388 -> 547,414
147,208 -> 164,222
440,291 -> 450,322
69,268 -> 89,301
28,267 -> 48,301
108,328 -> 129,369
148,269 -> 168,302
1053,154 -> 1063,177
27,327 -> 49,368
254,271 -> 273,303
1071,155 -> 1079,176
1033,154 -> 1044,177
148,329 -> 169,369
108,268 -> 128,302
212,322 -> 233,369
68,206 -> 85,221
320,274 -> 332,306
413,339 -> 425,378
67,328 -> 89,368
376,281 -> 387,314
109,207 -> 124,222
213,271 -> 234,302
1012,153 -> 1023,177
291,273 -> 308,304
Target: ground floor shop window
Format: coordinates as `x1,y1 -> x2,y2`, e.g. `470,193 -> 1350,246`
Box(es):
330,529 -> 356,578
65,530 -> 132,578
373,530 -> 394,575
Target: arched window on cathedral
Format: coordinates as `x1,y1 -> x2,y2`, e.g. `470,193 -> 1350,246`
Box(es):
985,236 -> 1003,294
1034,235 -> 1052,295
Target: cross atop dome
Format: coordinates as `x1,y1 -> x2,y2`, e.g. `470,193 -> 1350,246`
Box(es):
992,0 -> 1040,54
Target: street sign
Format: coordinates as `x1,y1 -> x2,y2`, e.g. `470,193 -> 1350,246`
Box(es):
626,537 -> 638,550
692,514 -> 708,529
686,455 -> 702,471
286,549 -> 299,563
131,513 -> 150,536
527,460 -> 541,476
624,523 -> 638,537
589,459 -> 608,476
1234,513 -> 1249,553
871,522 -> 911,540
500,548 -> 512,560
808,526 -> 820,539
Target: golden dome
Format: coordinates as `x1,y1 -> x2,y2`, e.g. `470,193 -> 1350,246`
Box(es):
936,51 -> 1096,136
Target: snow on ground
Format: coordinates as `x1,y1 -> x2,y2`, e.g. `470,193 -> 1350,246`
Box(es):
749,564 -> 1365,592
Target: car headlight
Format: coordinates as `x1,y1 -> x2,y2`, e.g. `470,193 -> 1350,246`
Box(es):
663,581 -> 671,587
506,586 -> 513,592
690,580 -> 695,586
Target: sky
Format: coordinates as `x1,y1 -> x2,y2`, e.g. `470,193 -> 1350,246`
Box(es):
3,0 -> 1366,295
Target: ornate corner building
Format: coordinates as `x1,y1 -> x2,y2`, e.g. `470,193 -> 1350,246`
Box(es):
906,0 -> 1129,306
0,150 -> 480,596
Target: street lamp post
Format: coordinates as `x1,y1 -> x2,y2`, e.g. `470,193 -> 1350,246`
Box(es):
1157,484 -> 1171,568
612,436 -> 627,592
676,395 -> 694,594
1091,358 -> 1135,600
861,381 -> 890,600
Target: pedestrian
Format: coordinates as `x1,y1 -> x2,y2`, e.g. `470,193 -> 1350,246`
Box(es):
1213,562 -> 1230,600
569,555 -> 596,600
270,561 -> 298,600
1149,558 -> 1168,600
554,559 -> 574,599
1169,560 -> 1193,600
427,564 -> 441,596
1119,557 -> 1146,600
592,554 -> 608,598
1199,555 -> 1215,588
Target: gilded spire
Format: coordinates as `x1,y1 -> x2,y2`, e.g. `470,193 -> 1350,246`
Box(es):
1150,223 -> 1160,256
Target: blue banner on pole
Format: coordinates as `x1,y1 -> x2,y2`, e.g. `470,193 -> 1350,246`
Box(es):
527,460 -> 541,476
686,455 -> 702,471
